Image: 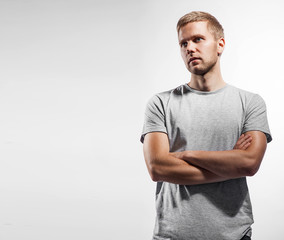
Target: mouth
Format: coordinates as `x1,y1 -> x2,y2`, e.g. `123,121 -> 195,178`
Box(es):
188,57 -> 201,64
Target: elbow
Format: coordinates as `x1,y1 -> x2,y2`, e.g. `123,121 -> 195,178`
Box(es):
147,161 -> 163,182
242,158 -> 261,177
244,165 -> 259,176
149,165 -> 161,182
150,172 -> 160,182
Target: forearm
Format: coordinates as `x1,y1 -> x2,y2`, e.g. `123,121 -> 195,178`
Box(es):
143,132 -> 245,185
147,153 -> 231,185
172,131 -> 267,178
178,149 -> 256,178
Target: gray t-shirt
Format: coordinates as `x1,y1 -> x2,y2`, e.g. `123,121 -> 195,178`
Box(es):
141,84 -> 272,240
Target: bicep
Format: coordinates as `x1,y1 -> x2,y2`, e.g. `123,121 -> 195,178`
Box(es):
143,132 -> 170,167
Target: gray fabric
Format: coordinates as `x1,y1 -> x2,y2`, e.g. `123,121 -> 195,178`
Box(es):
141,84 -> 272,240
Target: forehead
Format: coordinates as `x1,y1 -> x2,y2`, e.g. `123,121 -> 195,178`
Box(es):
178,21 -> 213,41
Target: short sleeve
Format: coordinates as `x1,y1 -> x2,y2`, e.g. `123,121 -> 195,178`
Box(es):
140,95 -> 167,143
242,94 -> 272,143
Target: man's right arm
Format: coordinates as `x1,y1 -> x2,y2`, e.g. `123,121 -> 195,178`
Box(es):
143,132 -> 232,185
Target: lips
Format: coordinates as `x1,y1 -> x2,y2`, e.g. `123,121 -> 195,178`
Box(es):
188,57 -> 201,64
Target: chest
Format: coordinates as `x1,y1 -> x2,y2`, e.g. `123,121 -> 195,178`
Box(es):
165,95 -> 245,151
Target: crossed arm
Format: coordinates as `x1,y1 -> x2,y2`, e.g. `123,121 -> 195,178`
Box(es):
143,131 -> 267,185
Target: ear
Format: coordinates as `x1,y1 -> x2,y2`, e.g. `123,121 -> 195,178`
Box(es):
217,38 -> 225,56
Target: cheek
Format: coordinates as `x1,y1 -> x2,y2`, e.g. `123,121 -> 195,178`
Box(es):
203,42 -> 216,51
204,46 -> 218,58
180,51 -> 187,61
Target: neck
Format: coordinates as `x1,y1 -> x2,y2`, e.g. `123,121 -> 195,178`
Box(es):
188,61 -> 226,92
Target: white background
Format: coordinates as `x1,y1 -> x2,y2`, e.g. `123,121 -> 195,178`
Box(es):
0,0 -> 283,239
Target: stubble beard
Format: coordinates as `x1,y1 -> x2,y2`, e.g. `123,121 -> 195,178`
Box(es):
188,58 -> 218,76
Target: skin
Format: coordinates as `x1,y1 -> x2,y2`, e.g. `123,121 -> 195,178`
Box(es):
178,21 -> 225,91
170,131 -> 267,178
144,132 -> 253,185
143,21 -> 268,185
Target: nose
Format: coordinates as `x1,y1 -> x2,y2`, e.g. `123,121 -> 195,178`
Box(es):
186,42 -> 195,55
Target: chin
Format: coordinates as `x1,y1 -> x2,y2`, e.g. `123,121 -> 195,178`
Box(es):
188,67 -> 207,75
189,62 -> 216,75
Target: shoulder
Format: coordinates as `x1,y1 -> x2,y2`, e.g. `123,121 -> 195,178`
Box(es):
147,84 -> 188,106
226,84 -> 255,97
226,84 -> 265,106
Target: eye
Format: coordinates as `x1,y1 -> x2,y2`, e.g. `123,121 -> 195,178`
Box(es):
194,37 -> 203,43
180,42 -> 188,48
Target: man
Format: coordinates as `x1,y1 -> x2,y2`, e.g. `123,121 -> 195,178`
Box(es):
140,11 -> 272,240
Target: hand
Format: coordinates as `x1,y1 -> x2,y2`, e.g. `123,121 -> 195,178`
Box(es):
233,134 -> 252,150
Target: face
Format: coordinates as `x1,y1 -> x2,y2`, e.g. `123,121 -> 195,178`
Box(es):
178,21 -> 224,75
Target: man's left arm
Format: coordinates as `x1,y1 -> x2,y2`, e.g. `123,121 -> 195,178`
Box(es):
172,131 -> 267,178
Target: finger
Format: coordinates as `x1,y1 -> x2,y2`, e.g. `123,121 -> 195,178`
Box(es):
240,136 -> 252,146
242,134 -> 251,141
239,136 -> 252,149
238,134 -> 244,141
244,134 -> 251,139
242,141 -> 251,150
236,135 -> 248,146
239,134 -> 251,145
234,134 -> 251,149
236,134 -> 245,145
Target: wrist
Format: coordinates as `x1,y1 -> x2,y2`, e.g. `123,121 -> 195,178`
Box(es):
183,150 -> 194,162
170,151 -> 185,159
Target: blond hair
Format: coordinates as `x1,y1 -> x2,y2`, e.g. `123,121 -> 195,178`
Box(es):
177,11 -> 224,39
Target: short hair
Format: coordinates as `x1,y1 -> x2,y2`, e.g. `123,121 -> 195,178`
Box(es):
176,11 -> 224,40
